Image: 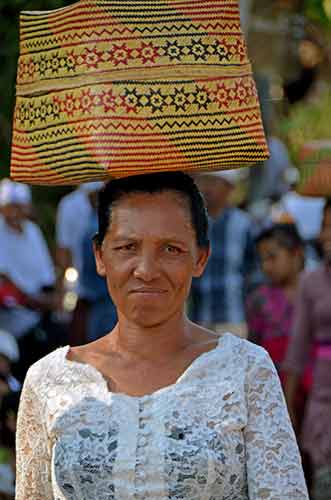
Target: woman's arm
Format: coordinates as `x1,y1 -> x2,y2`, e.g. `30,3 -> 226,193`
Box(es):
244,349 -> 309,499
15,372 -> 53,500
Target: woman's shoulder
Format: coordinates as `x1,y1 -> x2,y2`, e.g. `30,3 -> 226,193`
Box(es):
218,334 -> 279,393
216,333 -> 274,372
24,345 -> 69,389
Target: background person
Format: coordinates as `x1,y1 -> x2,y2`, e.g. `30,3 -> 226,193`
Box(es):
190,170 -> 258,338
0,179 -> 57,382
247,224 -> 306,380
16,173 -> 308,499
0,331 -> 20,394
56,182 -> 104,277
246,223 -> 314,490
284,198 -> 331,500
79,208 -> 117,343
56,182 -> 104,346
0,391 -> 20,500
0,330 -> 19,500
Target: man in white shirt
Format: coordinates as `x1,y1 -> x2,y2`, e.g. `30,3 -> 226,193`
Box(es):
56,182 -> 103,345
0,179 -> 56,379
56,182 -> 104,281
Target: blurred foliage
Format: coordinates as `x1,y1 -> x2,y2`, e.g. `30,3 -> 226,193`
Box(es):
304,0 -> 331,25
281,89 -> 331,162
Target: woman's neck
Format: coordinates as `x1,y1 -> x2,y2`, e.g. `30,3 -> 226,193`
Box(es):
107,312 -> 197,363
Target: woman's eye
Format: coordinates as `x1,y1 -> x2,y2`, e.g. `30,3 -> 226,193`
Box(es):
165,245 -> 182,254
116,243 -> 136,252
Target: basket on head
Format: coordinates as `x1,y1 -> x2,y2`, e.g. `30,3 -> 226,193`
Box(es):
296,140 -> 331,197
11,0 -> 269,186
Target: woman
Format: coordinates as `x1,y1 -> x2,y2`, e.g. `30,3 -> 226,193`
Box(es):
284,199 -> 331,500
16,172 -> 308,499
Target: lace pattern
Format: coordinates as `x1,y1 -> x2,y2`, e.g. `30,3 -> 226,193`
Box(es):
15,333 -> 309,499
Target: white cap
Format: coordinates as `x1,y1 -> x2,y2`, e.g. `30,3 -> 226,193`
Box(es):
0,330 -> 19,362
204,169 -> 248,185
79,181 -> 104,194
0,179 -> 32,206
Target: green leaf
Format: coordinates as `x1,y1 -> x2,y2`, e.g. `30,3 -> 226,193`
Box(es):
323,0 -> 331,18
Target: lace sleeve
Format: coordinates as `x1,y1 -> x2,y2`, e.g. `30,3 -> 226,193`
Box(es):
244,348 -> 309,499
15,370 -> 53,500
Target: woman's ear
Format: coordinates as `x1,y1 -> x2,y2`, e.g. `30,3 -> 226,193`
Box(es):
93,241 -> 107,277
192,245 -> 211,278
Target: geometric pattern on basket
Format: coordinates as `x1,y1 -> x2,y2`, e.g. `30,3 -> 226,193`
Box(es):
15,78 -> 258,125
11,0 -> 269,185
18,37 -> 248,86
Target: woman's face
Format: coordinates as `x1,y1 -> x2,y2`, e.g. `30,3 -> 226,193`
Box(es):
258,238 -> 301,286
94,191 -> 209,327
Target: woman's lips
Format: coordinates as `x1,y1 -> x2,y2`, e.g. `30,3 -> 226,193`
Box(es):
130,288 -> 167,294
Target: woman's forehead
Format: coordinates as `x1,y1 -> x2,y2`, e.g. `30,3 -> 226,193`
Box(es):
113,190 -> 190,214
109,191 -> 193,238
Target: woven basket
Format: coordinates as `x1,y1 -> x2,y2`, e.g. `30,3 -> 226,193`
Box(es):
296,140 -> 331,197
11,0 -> 269,185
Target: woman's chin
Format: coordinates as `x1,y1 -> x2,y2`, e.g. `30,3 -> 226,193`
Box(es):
127,306 -> 173,328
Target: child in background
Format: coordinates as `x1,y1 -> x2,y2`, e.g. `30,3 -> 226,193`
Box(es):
247,224 -> 306,380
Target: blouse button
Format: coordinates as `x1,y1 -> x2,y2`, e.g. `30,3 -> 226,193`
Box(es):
137,436 -> 148,447
137,469 -> 146,479
139,409 -> 151,418
141,429 -> 151,437
138,455 -> 148,465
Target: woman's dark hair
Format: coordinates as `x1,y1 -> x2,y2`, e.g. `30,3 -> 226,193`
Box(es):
94,172 -> 209,249
255,223 -> 303,251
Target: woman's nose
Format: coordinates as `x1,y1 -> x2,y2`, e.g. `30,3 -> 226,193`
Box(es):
133,252 -> 161,281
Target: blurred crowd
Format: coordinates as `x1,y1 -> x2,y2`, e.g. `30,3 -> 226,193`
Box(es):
0,162 -> 330,498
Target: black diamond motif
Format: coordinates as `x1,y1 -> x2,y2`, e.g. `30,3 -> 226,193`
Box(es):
163,40 -> 185,62
38,55 -> 48,77
49,52 -> 61,74
147,89 -> 166,113
187,38 -> 209,62
171,87 -> 191,112
212,41 -> 230,62
193,89 -> 211,110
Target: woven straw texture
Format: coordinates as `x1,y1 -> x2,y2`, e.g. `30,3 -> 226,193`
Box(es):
11,0 -> 269,185
296,141 -> 331,197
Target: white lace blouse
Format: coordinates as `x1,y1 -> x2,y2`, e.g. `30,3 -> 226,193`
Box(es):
15,333 -> 309,499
